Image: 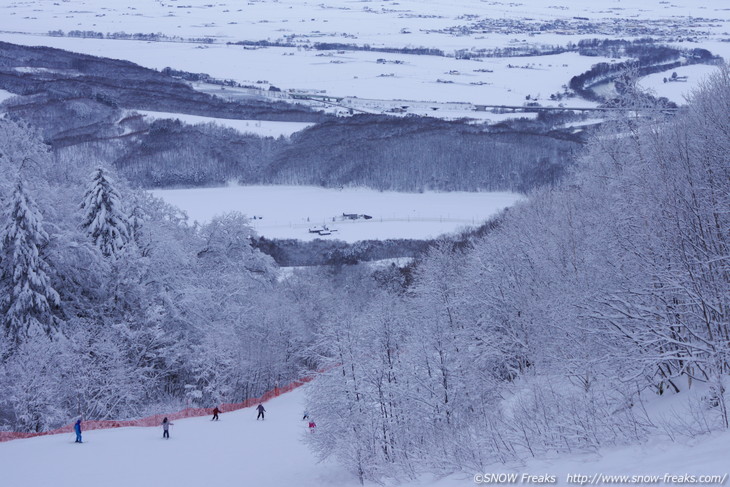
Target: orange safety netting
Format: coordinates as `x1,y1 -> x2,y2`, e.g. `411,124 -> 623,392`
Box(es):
0,376 -> 313,443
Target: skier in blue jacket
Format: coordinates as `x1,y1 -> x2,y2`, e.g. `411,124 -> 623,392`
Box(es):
74,419 -> 82,443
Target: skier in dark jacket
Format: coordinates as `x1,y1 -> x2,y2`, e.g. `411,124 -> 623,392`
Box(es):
212,407 -> 220,421
256,404 -> 266,420
162,417 -> 173,439
74,419 -> 82,443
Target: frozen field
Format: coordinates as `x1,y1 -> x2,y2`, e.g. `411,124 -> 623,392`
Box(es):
151,185 -> 523,242
0,385 -> 728,487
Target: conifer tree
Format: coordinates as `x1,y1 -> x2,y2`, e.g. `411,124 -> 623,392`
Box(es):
0,180 -> 60,343
80,167 -> 131,258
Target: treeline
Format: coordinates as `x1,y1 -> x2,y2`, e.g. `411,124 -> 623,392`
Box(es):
569,39 -> 720,100
3,80 -> 581,193
49,29 -> 215,44
227,40 -> 445,57
251,237 -> 432,267
268,116 -> 578,192
313,42 -> 444,57
576,37 -> 677,58
454,37 -> 719,61
160,67 -> 257,89
250,215 -> 504,267
455,44 -> 569,60
109,114 -> 580,192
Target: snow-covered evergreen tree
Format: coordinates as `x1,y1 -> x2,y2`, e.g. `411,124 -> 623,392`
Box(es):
0,180 -> 60,344
80,167 -> 131,258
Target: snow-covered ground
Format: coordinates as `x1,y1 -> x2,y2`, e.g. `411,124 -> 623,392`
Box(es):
0,88 -> 16,103
424,433 -> 730,487
1,0 -> 727,48
1,386 -> 728,487
0,32 -> 610,110
136,110 -> 314,137
638,64 -> 721,105
0,0 -> 727,116
151,185 -> 523,242
0,388 -> 358,487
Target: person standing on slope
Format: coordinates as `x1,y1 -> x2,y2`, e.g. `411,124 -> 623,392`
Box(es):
74,418 -> 82,443
162,417 -> 173,439
256,404 -> 266,420
212,406 -> 220,421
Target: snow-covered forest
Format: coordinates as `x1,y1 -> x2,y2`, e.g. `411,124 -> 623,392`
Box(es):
302,70 -> 730,483
0,118 -> 312,431
0,46 -> 729,487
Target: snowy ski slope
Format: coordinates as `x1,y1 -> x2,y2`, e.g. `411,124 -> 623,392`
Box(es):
0,388 -> 357,487
1,385 -> 729,487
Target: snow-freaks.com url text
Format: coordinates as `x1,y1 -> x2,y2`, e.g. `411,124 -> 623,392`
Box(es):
473,473 -> 729,485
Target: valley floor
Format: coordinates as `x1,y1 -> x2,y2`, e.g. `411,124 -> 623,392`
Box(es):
151,185 -> 522,242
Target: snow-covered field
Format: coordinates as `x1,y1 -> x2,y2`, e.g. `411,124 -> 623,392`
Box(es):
0,0 -> 727,116
0,32 -> 612,111
1,386 -> 728,487
2,0 -> 728,49
151,185 -> 522,242
136,110 -> 314,137
638,64 -> 722,104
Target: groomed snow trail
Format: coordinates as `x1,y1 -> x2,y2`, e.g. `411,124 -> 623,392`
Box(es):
0,387 -> 357,487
